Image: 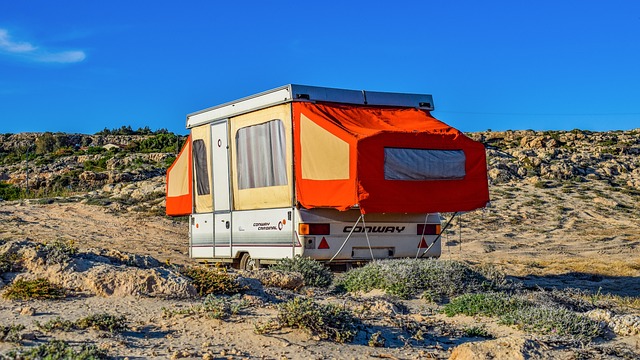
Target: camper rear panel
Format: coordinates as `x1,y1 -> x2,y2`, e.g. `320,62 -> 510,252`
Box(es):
297,209 -> 441,261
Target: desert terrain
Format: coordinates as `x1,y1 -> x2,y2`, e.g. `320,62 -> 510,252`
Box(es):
0,129 -> 639,359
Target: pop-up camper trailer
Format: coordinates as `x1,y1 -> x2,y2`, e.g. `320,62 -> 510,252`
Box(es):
166,85 -> 489,269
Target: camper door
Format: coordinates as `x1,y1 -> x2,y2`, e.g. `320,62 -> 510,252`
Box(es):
190,121 -> 232,259
211,120 -> 231,258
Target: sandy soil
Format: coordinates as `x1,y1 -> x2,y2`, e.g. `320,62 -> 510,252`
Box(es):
0,179 -> 639,359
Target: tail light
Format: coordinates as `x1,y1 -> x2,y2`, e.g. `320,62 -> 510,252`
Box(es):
417,224 -> 441,235
298,223 -> 330,235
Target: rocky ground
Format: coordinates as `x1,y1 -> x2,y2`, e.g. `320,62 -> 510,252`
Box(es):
0,129 -> 638,359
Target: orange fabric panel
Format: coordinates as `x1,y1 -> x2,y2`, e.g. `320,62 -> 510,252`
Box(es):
357,132 -> 489,213
293,103 -> 358,210
296,102 -> 457,136
292,102 -> 490,214
166,136 -> 193,216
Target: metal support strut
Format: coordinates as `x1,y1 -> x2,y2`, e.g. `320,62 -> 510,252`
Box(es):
328,214 -> 364,263
419,212 -> 458,258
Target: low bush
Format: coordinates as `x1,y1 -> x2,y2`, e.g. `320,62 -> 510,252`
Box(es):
3,278 -> 65,300
5,340 -> 107,359
0,182 -> 23,201
443,292 -> 529,317
0,324 -> 25,343
500,305 -> 602,340
41,239 -> 78,266
445,292 -> 603,340
0,252 -> 22,274
181,266 -> 244,296
271,256 -> 333,288
162,294 -> 248,320
256,297 -> 357,343
463,325 -> 493,338
336,259 -> 492,299
39,313 -> 128,333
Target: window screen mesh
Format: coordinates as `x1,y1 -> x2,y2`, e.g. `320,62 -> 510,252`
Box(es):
192,139 -> 210,195
384,148 -> 466,180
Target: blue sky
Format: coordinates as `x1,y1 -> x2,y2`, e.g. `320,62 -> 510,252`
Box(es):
1,1 -> 639,135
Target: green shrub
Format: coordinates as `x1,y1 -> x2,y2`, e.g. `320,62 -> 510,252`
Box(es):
368,331 -> 385,347
41,239 -> 78,266
500,305 -> 602,339
37,317 -> 75,332
137,133 -> 180,153
271,256 -> 333,288
444,292 -> 603,340
3,278 -> 65,300
259,297 -> 356,343
200,294 -> 248,319
0,252 -> 22,274
443,292 -> 529,317
38,313 -> 127,333
181,266 -> 244,296
162,294 -> 248,320
0,324 -> 25,343
336,259 -> 490,299
83,156 -> 110,171
0,182 -> 23,201
463,325 -> 493,338
5,340 -> 107,359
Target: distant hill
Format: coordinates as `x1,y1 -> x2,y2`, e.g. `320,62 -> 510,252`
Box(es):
0,129 -> 638,215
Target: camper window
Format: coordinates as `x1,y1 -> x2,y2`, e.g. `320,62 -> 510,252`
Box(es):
384,148 -> 466,181
236,119 -> 287,189
192,139 -> 211,195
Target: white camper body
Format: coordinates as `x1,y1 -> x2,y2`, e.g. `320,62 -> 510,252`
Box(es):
171,85 -> 444,269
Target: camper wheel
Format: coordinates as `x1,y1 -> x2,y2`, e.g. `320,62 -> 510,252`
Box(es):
239,253 -> 259,271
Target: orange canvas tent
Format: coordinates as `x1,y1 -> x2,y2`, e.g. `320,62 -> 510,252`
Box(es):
166,136 -> 192,216
293,102 -> 489,214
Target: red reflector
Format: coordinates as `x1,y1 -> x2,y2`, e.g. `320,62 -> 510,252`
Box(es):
308,223 -> 330,235
419,237 -> 428,248
417,224 -> 439,235
318,237 -> 330,249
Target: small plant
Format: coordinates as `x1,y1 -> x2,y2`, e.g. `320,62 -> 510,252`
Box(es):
368,331 -> 386,347
38,313 -> 127,333
38,317 -> 75,332
258,297 -> 357,343
5,339 -> 107,359
0,252 -> 22,274
445,292 -> 603,341
41,239 -> 78,266
271,256 -> 333,288
0,324 -> 26,343
500,305 -> 602,340
163,294 -> 248,320
201,294 -> 248,319
3,278 -> 65,300
81,313 -> 127,333
181,266 -> 244,296
0,182 -> 23,201
336,259 -> 492,300
463,325 -> 493,338
443,292 -> 529,317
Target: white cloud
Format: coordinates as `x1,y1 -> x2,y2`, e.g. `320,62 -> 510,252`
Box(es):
38,50 -> 86,63
0,28 -> 86,64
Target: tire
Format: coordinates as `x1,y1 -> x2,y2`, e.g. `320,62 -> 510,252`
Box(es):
239,253 -> 259,271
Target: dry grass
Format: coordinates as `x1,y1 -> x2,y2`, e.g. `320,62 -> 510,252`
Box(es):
528,259 -> 640,277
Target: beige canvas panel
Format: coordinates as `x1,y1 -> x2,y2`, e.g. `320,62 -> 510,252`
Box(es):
300,114 -> 350,180
167,141 -> 190,197
192,124 -> 213,213
230,104 -> 293,210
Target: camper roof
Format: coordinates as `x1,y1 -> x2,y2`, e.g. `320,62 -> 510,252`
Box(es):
186,84 -> 435,129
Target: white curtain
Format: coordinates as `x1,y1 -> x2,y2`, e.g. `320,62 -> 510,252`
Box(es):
236,120 -> 287,189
